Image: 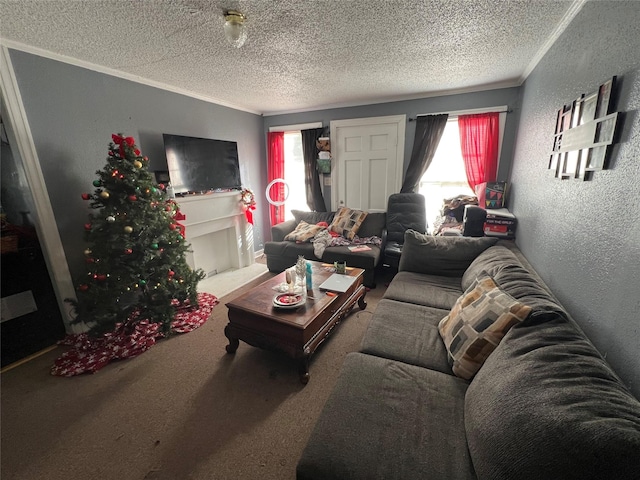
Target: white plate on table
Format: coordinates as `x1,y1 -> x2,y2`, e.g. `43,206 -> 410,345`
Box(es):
273,293 -> 305,309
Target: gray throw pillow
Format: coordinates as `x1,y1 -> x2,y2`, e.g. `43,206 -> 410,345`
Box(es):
398,230 -> 498,276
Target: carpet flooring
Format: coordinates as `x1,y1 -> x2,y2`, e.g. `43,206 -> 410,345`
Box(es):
0,265 -> 394,480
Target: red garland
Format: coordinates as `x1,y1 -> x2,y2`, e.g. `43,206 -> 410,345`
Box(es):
51,292 -> 219,377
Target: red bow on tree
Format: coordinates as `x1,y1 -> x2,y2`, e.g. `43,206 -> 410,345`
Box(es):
111,134 -> 137,158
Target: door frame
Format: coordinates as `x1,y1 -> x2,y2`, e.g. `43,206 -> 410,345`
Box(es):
330,115 -> 406,211
1,46 -> 78,332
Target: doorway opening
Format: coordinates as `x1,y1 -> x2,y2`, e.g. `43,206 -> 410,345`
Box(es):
1,116 -> 66,368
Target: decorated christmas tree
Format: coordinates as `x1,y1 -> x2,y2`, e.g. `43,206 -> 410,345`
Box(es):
68,133 -> 205,335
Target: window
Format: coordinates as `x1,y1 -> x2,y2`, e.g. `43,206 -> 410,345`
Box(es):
418,110 -> 506,233
270,122 -> 322,221
418,119 -> 473,232
283,131 -> 309,221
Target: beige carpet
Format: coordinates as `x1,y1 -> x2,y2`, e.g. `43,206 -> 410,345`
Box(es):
0,266 -> 394,480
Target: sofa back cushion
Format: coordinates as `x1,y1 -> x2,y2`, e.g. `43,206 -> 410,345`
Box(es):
356,212 -> 386,238
292,210 -> 335,226
399,230 -> 498,276
465,315 -> 640,479
462,246 -> 568,317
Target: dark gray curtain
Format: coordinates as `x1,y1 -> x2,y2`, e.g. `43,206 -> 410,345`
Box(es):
301,128 -> 327,212
400,114 -> 449,193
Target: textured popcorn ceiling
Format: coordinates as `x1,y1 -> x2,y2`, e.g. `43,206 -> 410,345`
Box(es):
0,0 -> 580,115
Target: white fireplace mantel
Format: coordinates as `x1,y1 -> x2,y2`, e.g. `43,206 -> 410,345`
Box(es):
176,192 -> 254,277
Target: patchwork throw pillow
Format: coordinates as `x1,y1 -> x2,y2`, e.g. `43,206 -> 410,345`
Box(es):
284,221 -> 325,242
438,275 -> 532,380
329,207 -> 368,241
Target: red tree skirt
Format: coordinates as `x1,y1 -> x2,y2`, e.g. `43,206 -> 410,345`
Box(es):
51,293 -> 219,377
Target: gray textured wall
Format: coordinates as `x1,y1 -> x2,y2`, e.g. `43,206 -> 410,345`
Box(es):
264,87 -> 521,211
8,50 -> 265,283
510,1 -> 640,397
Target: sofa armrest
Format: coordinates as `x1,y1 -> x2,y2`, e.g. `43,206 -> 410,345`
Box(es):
380,228 -> 388,253
271,219 -> 297,242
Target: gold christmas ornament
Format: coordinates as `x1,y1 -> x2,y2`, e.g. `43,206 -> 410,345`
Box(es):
134,160 -> 143,169
100,191 -> 110,199
124,226 -> 133,233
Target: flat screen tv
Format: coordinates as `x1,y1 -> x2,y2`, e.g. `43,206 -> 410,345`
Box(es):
162,133 -> 242,196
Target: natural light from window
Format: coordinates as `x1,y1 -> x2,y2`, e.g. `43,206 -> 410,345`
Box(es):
419,119 -> 474,233
284,132 -> 309,220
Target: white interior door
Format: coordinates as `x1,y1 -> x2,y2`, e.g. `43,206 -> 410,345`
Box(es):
330,115 -> 405,212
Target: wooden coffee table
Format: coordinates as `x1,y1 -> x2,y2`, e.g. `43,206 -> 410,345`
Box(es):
224,261 -> 367,383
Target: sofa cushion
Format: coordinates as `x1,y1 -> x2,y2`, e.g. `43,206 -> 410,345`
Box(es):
465,315 -> 640,480
399,230 -> 498,276
360,299 -> 454,374
264,240 -> 316,257
383,271 -> 463,310
439,275 -> 532,380
292,209 -> 334,225
297,352 -> 476,480
356,211 -> 386,238
462,245 -> 567,317
320,245 -> 380,268
283,220 -> 324,242
329,207 -> 368,240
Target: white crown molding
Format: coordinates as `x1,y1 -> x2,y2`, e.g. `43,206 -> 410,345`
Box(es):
520,0 -> 587,83
0,38 -> 262,116
0,45 -> 81,332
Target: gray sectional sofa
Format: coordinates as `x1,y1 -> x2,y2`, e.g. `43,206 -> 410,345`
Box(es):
297,232 -> 640,480
264,210 -> 387,288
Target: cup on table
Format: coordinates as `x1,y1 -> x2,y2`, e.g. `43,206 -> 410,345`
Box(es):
285,268 -> 296,293
334,261 -> 347,274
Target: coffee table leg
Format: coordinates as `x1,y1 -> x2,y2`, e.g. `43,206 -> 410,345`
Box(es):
224,324 -> 239,354
298,349 -> 311,384
358,294 -> 367,310
298,361 -> 310,384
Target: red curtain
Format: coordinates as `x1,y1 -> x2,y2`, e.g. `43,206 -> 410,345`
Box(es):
458,112 -> 500,191
267,131 -> 285,226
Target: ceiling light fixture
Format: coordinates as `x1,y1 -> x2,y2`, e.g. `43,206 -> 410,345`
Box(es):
223,10 -> 247,48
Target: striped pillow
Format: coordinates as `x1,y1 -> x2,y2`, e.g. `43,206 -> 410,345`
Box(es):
438,275 -> 532,380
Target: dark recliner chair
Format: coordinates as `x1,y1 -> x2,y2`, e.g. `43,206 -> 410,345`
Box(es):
383,193 -> 427,269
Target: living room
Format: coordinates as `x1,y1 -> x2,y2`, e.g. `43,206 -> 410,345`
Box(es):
1,1 -> 639,478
